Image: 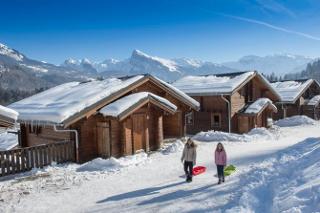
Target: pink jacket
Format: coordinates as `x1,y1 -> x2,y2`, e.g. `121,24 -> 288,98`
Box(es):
215,150 -> 227,166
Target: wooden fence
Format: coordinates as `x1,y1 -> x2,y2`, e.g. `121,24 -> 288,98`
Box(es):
0,141 -> 75,177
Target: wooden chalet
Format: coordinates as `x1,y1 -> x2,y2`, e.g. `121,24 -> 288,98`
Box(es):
9,74 -> 199,163
172,71 -> 281,134
271,79 -> 320,120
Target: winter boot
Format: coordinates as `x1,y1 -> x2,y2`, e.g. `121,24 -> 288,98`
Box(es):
222,177 -> 225,183
218,177 -> 221,184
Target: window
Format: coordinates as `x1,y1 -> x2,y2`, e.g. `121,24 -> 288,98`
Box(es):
185,112 -> 194,126
211,113 -> 221,128
28,125 -> 42,135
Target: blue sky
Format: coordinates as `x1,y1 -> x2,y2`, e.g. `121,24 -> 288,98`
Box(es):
1,0 -> 320,64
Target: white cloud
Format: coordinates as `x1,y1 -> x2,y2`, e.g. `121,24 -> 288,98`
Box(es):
220,13 -> 320,41
255,0 -> 296,18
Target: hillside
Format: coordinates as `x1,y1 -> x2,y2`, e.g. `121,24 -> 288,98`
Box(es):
284,59 -> 320,81
0,43 -> 94,105
223,54 -> 313,76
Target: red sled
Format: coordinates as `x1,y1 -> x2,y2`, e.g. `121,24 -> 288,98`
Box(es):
193,166 -> 206,176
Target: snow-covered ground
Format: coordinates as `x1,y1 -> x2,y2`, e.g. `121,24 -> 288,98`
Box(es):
1,117 -> 320,213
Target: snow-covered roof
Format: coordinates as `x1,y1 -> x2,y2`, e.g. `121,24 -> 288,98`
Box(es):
172,71 -> 280,99
0,105 -> 18,122
9,74 -> 198,125
306,95 -> 320,106
172,71 -> 255,95
9,75 -> 144,124
151,75 -> 200,108
99,92 -> 177,119
244,98 -> 277,114
271,79 -> 314,103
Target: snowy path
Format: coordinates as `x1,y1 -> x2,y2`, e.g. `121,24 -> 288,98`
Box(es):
1,123 -> 320,213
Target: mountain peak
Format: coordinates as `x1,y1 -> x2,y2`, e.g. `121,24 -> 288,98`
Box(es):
0,43 -> 24,62
81,58 -> 92,65
131,49 -> 178,72
64,58 -> 78,65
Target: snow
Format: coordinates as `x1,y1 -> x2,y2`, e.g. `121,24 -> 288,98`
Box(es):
9,75 -> 144,124
1,119 -> 320,212
0,43 -> 24,61
99,92 -> 177,117
152,75 -> 200,109
132,50 -> 179,72
161,139 -> 185,155
20,64 -> 49,73
0,105 -> 18,121
172,72 -> 254,95
244,98 -> 277,114
222,54 -> 313,76
81,58 -> 92,65
193,127 -> 279,142
271,80 -> 313,103
274,115 -> 316,127
0,131 -> 18,150
223,136 -> 320,212
306,95 -> 320,106
77,152 -> 149,173
9,74 -> 198,124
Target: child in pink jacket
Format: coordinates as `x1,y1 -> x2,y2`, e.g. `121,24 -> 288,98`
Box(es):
215,142 -> 227,184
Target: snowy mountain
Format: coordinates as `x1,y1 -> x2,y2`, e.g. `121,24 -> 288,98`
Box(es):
1,41 -> 316,91
0,43 -> 92,92
283,58 -> 320,81
223,54 -> 313,76
62,58 -> 97,74
64,50 -> 238,82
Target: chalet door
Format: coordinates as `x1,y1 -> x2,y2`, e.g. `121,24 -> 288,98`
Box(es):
97,122 -> 111,158
132,114 -> 146,153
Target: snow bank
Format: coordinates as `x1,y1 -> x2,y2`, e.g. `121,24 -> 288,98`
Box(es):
225,137 -> 320,213
0,131 -> 18,150
193,130 -> 249,142
76,152 -> 149,172
99,92 -> 177,117
193,127 -> 278,142
161,139 -> 184,154
246,127 -> 278,141
275,115 -> 316,127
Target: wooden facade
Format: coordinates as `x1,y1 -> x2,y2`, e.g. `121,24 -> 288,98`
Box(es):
238,107 -> 275,134
185,72 -> 279,134
18,76 -> 198,163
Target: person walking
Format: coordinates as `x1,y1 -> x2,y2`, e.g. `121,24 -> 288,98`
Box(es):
215,142 -> 227,184
181,138 -> 197,182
